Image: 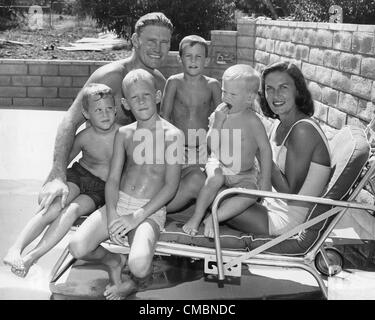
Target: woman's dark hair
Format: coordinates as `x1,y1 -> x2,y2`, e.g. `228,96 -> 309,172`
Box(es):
259,61 -> 314,119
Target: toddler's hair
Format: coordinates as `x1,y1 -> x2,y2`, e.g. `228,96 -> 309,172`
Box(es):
222,64 -> 260,93
179,35 -> 209,57
81,83 -> 113,111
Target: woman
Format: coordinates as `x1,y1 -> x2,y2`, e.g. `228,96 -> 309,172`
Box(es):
225,61 -> 332,236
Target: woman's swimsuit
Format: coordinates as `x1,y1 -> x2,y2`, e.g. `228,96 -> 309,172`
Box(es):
265,118 -> 332,235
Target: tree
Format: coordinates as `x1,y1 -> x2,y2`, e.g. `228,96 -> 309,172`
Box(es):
0,0 -> 19,30
77,0 -> 236,50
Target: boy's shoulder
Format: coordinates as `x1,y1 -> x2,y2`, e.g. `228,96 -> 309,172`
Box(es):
204,75 -> 220,84
167,73 -> 184,81
118,122 -> 137,136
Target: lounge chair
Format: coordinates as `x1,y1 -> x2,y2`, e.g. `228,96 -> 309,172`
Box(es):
49,125 -> 375,299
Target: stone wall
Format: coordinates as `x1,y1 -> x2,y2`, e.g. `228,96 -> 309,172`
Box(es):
248,19 -> 375,129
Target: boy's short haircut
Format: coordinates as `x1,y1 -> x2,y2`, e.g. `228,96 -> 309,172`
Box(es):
222,64 -> 260,93
135,12 -> 174,35
81,83 -> 113,111
179,35 -> 209,57
122,69 -> 156,98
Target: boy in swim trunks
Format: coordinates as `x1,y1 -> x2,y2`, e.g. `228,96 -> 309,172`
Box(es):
3,83 -> 120,277
68,69 -> 183,300
183,64 -> 272,237
161,35 -> 221,210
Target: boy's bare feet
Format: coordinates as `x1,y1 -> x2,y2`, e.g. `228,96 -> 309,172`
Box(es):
3,247 -> 24,271
104,278 -> 137,300
203,215 -> 214,238
106,253 -> 127,287
182,217 -> 200,236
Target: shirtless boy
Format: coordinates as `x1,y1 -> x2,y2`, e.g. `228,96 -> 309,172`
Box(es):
3,83 -> 120,277
182,64 -> 272,237
161,35 -> 221,211
69,69 -> 183,300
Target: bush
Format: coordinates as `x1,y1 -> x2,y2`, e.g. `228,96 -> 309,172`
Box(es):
77,0 -> 236,50
0,0 -> 19,30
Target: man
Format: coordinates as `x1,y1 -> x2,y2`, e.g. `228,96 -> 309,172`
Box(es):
39,12 -> 173,212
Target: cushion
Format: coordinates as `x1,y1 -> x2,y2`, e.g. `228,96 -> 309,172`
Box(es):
160,126 -> 370,256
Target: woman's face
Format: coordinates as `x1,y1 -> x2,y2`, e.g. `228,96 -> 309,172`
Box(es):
264,71 -> 298,117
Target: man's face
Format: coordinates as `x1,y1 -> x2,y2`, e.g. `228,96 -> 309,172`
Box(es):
133,25 -> 172,69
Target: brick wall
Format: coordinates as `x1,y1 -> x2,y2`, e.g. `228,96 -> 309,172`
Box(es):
1,19 -> 374,130
0,59 -> 107,110
248,19 -> 375,129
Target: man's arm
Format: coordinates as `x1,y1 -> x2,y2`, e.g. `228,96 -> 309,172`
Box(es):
160,77 -> 177,121
38,92 -> 86,211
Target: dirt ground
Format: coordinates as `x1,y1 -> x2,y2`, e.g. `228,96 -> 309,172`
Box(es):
0,15 -> 131,61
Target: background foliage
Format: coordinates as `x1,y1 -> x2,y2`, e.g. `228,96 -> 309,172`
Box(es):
76,0 -> 236,50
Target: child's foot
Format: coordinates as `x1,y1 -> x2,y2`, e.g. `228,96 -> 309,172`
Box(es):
104,278 -> 137,300
3,247 -> 23,270
106,254 -> 127,286
182,218 -> 200,236
203,216 -> 215,238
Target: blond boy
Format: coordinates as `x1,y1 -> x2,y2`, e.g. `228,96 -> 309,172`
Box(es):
69,69 -> 183,300
4,83 -> 119,277
183,64 -> 272,237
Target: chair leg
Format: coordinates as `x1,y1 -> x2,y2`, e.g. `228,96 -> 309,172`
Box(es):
49,245 -> 76,283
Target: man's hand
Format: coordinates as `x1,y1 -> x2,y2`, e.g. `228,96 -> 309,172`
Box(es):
38,178 -> 69,215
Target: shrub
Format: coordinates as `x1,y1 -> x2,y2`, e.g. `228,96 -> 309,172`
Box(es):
76,0 -> 236,50
0,0 -> 19,30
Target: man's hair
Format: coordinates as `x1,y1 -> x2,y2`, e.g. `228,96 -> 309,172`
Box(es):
135,12 -> 173,35
81,83 -> 113,111
222,64 -> 260,93
259,61 -> 314,119
122,69 -> 156,98
179,35 -> 209,57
